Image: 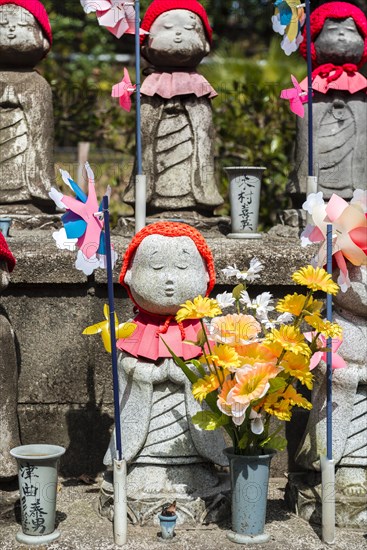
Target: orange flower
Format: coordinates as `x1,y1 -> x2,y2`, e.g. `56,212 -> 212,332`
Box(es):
236,342 -> 278,367
217,378 -> 236,416
211,314 -> 261,345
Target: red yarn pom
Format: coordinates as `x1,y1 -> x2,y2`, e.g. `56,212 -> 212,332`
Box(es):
0,233 -> 16,273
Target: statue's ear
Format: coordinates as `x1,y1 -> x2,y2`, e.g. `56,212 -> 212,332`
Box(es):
124,268 -> 132,286
42,36 -> 51,54
204,39 -> 210,56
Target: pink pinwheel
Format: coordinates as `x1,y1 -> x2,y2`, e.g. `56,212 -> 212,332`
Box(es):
112,68 -> 136,112
280,75 -> 308,117
304,333 -> 347,370
302,191 -> 367,291
80,1 -> 148,39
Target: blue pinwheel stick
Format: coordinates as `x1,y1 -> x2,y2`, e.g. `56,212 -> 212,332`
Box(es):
135,0 -> 142,175
326,224 -> 333,460
102,195 -> 122,461
305,0 -> 313,176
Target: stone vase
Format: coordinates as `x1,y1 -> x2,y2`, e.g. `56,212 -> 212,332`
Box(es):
224,167 -> 265,239
223,448 -> 275,545
10,444 -> 65,546
158,513 -> 177,540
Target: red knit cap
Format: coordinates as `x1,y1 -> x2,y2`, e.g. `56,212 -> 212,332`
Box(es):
300,2 -> 367,68
141,0 -> 212,44
0,232 -> 16,272
120,222 -> 216,302
0,0 -> 52,44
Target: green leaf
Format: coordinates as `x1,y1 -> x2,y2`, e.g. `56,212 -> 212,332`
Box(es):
260,434 -> 287,452
232,284 -> 245,300
268,377 -> 287,394
190,359 -> 206,378
192,411 -> 229,431
238,432 -> 250,450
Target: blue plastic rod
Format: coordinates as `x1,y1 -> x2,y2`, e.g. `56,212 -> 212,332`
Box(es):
305,0 -> 313,177
135,0 -> 142,175
103,195 -> 122,462
326,224 -> 333,461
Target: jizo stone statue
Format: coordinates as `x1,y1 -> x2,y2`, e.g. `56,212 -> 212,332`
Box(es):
0,233 -> 20,480
123,0 -> 223,217
0,0 -> 55,219
101,222 -> 228,525
288,2 -> 367,210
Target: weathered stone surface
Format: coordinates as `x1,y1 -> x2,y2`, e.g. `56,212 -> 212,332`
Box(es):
124,7 -> 222,215
0,4 -> 55,220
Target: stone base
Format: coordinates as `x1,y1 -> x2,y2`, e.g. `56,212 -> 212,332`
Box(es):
2,211 -> 61,231
99,464 -> 230,526
285,472 -> 367,529
114,213 -> 231,237
278,209 -> 306,229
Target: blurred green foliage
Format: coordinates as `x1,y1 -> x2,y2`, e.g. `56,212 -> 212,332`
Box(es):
39,1 -> 363,228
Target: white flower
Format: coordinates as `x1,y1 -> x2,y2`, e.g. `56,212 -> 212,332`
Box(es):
302,192 -> 324,215
215,291 -> 235,309
246,258 -> 264,282
261,312 -> 294,330
240,291 -> 273,318
250,409 -> 264,435
271,14 -> 285,36
52,228 -> 77,252
221,264 -> 242,278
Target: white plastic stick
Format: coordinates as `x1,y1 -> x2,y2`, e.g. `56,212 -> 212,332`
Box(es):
135,174 -> 146,234
321,455 -> 335,545
306,176 -> 318,224
113,458 -> 128,546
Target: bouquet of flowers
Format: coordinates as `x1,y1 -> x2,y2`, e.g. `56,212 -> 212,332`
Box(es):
165,260 -> 342,455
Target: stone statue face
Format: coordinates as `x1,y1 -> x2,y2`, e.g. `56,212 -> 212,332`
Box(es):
0,5 -> 50,68
124,235 -> 210,315
334,264 -> 367,318
0,260 -> 10,292
315,17 -> 365,66
142,9 -> 210,68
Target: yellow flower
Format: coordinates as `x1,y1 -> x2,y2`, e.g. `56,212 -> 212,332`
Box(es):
282,385 -> 312,410
276,293 -> 323,317
292,265 -> 339,295
280,352 -> 314,390
264,325 -> 311,356
261,385 -> 312,421
305,315 -> 343,339
176,295 -> 222,323
210,344 -> 241,369
210,314 -> 261,345
192,374 -> 220,402
236,342 -> 278,367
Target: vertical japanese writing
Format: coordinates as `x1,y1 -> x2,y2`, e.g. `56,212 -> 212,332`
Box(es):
19,462 -> 47,534
237,176 -> 255,230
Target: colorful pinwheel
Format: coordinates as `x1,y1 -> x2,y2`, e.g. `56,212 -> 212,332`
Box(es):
112,68 -> 136,112
302,190 -> 367,291
273,0 -> 305,55
83,304 -> 136,353
80,0 -> 148,38
304,333 -> 347,371
49,163 -> 117,276
280,75 -> 308,117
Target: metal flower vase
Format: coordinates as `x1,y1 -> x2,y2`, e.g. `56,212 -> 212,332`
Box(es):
223,448 -> 276,545
10,444 -> 65,545
225,167 -> 265,239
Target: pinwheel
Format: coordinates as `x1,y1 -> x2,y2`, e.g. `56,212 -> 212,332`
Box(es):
304,333 -> 346,370
80,1 -> 147,39
302,190 -> 367,291
112,68 -> 136,112
83,304 -> 136,352
280,75 -> 308,117
49,163 -> 117,276
273,0 -> 305,55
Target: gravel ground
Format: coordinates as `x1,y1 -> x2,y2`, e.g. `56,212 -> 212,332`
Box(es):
1,478 -> 366,550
